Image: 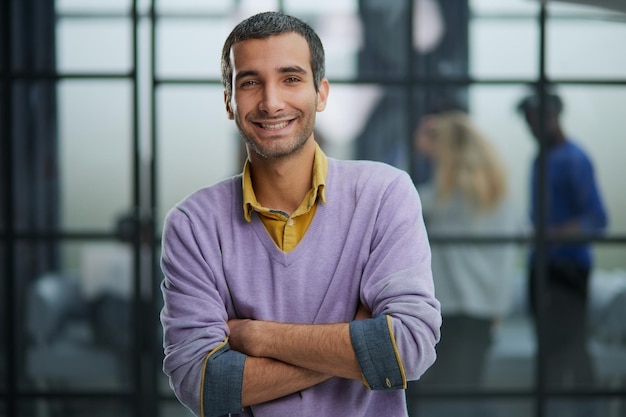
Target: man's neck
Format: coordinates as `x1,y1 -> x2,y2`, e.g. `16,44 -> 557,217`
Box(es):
248,141 -> 316,215
547,131 -> 566,148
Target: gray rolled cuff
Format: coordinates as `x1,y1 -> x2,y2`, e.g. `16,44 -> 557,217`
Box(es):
349,315 -> 405,390
202,342 -> 246,417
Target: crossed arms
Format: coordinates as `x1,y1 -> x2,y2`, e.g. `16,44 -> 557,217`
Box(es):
160,171 -> 441,417
228,303 -> 372,406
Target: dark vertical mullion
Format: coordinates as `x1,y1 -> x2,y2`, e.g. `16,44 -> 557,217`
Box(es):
404,1 -> 423,410
534,3 -> 549,417
405,0 -> 416,185
1,0 -> 16,415
130,0 -> 144,416
148,0 -> 161,413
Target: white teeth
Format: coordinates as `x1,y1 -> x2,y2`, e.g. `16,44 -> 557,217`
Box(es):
260,121 -> 289,130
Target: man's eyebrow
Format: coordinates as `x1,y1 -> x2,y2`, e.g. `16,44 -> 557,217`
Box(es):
234,70 -> 259,82
278,65 -> 308,75
234,66 -> 308,83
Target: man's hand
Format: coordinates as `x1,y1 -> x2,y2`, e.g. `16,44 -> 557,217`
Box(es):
228,318 -> 261,356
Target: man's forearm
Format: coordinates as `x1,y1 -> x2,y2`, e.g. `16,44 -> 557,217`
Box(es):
240,356 -> 331,407
229,319 -> 362,380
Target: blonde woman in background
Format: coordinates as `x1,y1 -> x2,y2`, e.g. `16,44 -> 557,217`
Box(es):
413,110 -> 520,414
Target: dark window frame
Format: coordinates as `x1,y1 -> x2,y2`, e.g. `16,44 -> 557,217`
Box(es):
2,1 -> 625,416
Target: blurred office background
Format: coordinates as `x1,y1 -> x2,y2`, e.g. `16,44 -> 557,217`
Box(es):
1,0 -> 625,416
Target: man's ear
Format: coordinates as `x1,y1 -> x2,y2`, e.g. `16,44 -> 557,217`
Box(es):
224,91 -> 234,120
316,78 -> 330,112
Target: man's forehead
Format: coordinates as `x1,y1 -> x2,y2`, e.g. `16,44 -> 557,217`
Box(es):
230,33 -> 311,68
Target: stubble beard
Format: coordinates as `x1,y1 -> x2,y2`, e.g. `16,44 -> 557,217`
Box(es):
235,108 -> 316,160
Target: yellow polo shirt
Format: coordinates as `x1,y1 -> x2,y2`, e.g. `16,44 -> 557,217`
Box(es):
242,143 -> 327,253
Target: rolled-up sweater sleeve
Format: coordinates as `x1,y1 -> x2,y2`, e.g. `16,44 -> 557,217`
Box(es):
352,171 -> 441,389
160,206 -> 244,417
200,342 -> 246,417
350,315 -> 405,389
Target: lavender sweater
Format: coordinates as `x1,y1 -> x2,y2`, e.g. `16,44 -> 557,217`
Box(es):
160,158 -> 441,417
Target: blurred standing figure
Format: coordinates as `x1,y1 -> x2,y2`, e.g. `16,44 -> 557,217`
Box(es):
414,110 -> 519,390
517,90 -> 608,389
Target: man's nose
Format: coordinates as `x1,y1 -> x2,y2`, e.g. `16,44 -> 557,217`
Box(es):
258,84 -> 285,114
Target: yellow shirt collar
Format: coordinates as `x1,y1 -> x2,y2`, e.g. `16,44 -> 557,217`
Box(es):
242,142 -> 328,222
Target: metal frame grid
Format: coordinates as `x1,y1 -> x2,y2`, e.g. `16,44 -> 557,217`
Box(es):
1,1 -> 625,416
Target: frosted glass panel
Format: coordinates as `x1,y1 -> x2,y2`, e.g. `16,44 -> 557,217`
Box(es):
547,20 -> 626,78
156,0 -> 232,13
157,85 -> 239,228
58,80 -> 132,230
470,20 -> 538,79
156,20 -> 231,78
285,0 -> 357,14
57,19 -> 132,72
56,0 -> 130,13
155,0 -> 281,14
470,0 -> 538,14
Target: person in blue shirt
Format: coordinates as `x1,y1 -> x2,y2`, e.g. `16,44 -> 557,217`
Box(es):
518,89 -> 608,389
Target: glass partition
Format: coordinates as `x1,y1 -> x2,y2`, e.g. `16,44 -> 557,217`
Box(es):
57,80 -> 133,232
3,1 -> 625,416
16,240 -> 133,392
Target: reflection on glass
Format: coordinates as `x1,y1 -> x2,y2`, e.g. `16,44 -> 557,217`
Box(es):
17,241 -> 132,391
58,80 -> 132,231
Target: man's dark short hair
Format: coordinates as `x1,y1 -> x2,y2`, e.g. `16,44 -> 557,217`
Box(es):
517,88 -> 564,115
221,11 -> 326,102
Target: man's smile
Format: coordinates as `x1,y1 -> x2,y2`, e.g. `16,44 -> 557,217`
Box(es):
258,120 -> 291,130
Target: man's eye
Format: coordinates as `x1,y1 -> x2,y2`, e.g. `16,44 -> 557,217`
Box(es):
285,77 -> 300,83
241,80 -> 257,87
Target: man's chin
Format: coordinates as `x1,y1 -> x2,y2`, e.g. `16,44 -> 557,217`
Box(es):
249,141 -> 309,161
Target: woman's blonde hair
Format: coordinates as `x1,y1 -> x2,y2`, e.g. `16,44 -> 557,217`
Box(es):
430,111 -> 507,212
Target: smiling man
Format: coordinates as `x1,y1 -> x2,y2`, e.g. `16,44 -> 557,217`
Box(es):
160,11 -> 441,417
